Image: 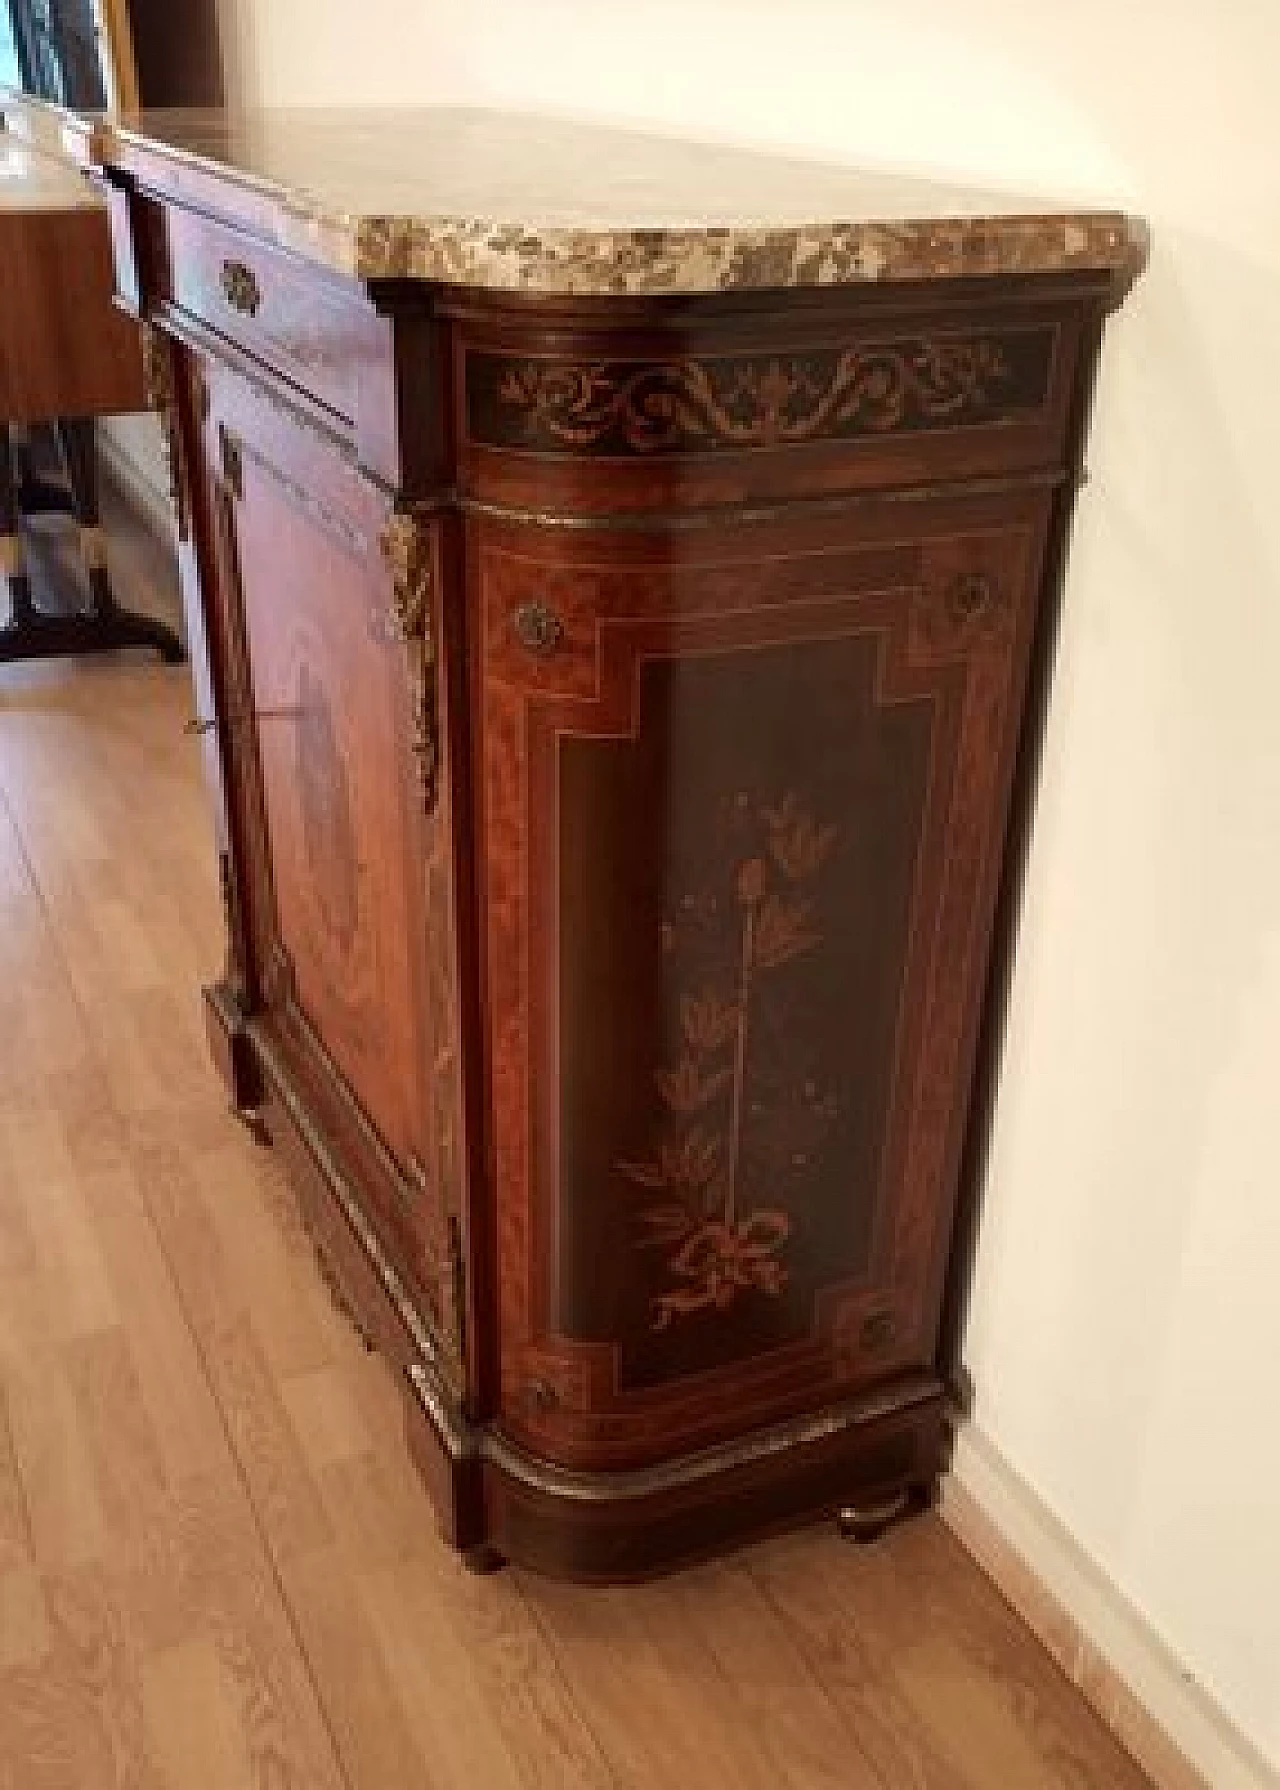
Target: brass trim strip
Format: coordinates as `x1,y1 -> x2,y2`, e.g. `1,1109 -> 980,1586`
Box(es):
406,1353 -> 941,1505
458,467 -> 1072,534
247,1019 -> 448,1375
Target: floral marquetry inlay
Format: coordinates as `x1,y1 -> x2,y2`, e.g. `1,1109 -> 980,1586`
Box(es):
619,791 -> 841,1331
467,326 -> 1057,457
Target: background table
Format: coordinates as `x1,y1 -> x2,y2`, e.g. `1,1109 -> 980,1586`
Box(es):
0,124 -> 181,663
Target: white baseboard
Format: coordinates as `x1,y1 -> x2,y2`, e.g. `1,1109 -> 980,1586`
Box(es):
97,417 -> 175,547
943,1425 -> 1278,1790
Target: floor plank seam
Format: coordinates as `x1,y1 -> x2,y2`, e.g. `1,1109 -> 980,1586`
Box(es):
508,1572 -> 640,1790
740,1556 -> 896,1789
0,690 -> 362,1790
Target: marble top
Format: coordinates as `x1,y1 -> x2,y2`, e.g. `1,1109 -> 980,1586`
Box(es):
88,105 -> 1143,295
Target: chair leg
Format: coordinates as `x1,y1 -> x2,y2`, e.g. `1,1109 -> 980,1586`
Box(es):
0,417 -> 185,666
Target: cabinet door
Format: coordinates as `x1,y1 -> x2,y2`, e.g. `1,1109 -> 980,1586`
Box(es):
187,354 -> 468,1382
477,490 -> 1052,1469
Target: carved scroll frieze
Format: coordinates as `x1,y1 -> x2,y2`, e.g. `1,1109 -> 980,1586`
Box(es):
379,509 -> 440,813
466,325 -> 1057,458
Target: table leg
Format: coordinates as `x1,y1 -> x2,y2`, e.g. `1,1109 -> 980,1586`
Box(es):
0,419 -> 185,666
0,423 -> 38,630
57,416 -> 118,621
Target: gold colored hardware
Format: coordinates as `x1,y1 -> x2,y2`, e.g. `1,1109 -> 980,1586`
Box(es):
860,1309 -> 897,1353
379,510 -> 440,815
511,600 -> 564,655
951,572 -> 992,617
140,324 -> 190,543
219,427 -> 244,500
220,258 -> 262,317
380,510 -> 432,642
139,323 -> 173,417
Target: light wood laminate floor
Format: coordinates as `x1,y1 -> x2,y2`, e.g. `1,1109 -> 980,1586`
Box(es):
0,482 -> 1153,1789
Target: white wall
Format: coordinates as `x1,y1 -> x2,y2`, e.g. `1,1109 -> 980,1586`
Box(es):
212,0 -> 1280,1771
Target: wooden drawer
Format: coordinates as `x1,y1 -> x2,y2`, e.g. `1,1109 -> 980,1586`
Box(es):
157,207 -> 383,422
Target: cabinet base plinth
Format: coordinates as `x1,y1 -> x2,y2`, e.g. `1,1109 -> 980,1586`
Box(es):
404,1350 -> 945,1583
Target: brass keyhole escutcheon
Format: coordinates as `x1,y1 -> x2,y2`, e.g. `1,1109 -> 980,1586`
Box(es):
220,259 -> 262,317
511,601 -> 564,655
951,572 -> 993,618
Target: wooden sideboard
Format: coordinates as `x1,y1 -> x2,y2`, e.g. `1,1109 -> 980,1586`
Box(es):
90,109 -> 1143,1579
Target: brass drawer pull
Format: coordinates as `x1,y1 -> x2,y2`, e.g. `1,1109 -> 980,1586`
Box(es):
511,601 -> 564,655
220,258 -> 262,317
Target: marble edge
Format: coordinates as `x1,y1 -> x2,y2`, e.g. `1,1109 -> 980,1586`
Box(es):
90,115 -> 1146,297
350,210 -> 1144,294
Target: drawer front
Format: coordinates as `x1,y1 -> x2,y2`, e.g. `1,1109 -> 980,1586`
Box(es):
477,489 -> 1053,1469
160,208 -> 377,421
189,356 -> 467,1384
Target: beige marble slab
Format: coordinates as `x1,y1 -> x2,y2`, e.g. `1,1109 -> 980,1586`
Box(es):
83,105 -> 1143,296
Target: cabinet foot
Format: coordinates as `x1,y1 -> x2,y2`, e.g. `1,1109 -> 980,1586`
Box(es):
312,1240 -> 376,1352
836,1488 -> 914,1544
232,1103 -> 271,1147
463,1543 -> 506,1576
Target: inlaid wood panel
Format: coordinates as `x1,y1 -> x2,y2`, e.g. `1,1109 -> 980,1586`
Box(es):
476,489 -> 1052,1470
213,407 -> 420,1167
183,358 -> 464,1377
452,293 -> 1087,515
466,323 -> 1058,456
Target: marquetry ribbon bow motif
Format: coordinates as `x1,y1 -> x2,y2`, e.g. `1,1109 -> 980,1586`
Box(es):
618,790 -> 840,1332
645,1211 -> 793,1331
